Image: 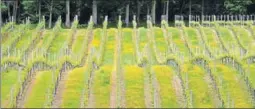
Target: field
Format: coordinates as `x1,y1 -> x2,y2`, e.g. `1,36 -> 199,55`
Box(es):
1,18 -> 255,108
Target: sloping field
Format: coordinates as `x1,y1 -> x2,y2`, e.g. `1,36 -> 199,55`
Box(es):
1,19 -> 255,108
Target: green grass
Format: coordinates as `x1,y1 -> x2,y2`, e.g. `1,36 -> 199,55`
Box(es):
2,24 -> 255,108
184,27 -> 206,54
13,29 -> 34,55
152,65 -> 179,108
216,27 -> 239,50
47,29 -> 71,60
72,29 -> 87,54
91,28 -> 102,50
92,65 -> 112,108
24,71 -> 54,108
232,27 -> 253,50
154,27 -> 168,53
102,29 -> 116,65
71,29 -> 87,62
124,66 -> 145,108
1,70 -> 22,107
37,30 -> 54,51
121,28 -> 135,65
2,26 -> 21,47
62,67 -> 88,108
202,27 -> 222,55
181,64 -> 215,108
211,63 -> 252,108
138,27 -> 148,51
243,63 -> 255,89
168,27 -> 190,57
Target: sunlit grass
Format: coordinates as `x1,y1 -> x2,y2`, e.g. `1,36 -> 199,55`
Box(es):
232,27 -> 253,50
168,27 -> 190,57
124,65 -> 145,108
102,29 -> 116,65
154,27 -> 167,53
243,64 -> 255,89
138,28 -> 148,51
181,64 -> 214,108
202,27 -> 222,53
152,65 -> 179,108
122,28 -> 135,65
72,29 -> 87,53
24,71 -> 54,108
1,70 -> 19,107
211,63 -> 252,108
92,29 -> 101,49
62,67 -> 87,108
92,65 -> 112,108
216,27 -> 238,49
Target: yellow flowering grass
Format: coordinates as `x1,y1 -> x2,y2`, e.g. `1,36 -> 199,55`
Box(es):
202,27 -> 222,54
24,71 -> 54,108
124,65 -> 145,108
102,29 -> 116,65
61,67 -> 87,108
181,64 -> 214,108
91,29 -> 101,49
92,65 -> 112,107
152,65 -> 179,108
168,27 -> 190,57
122,28 -> 135,65
232,27 -> 253,50
212,63 -> 252,108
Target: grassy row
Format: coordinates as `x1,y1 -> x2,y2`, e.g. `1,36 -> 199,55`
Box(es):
96,19 -> 107,65
23,26 -> 74,108
168,27 -> 190,59
71,29 -> 88,62
216,27 -> 240,52
92,65 -> 112,107
102,29 -> 117,65
61,67 -> 88,107
138,28 -> 148,53
181,64 -> 215,108
47,29 -> 71,61
154,27 -> 168,62
2,24 -> 26,55
1,28 -> 53,107
152,65 -> 179,108
62,36 -> 95,108
243,63 -> 255,89
1,69 -> 25,107
122,28 -> 135,65
23,71 -> 54,108
210,62 -> 253,107
123,66 -> 145,107
184,27 -> 206,56
202,27 -> 223,57
87,28 -> 116,108
232,27 -> 253,51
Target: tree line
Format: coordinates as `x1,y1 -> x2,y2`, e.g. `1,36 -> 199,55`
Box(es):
0,0 -> 255,28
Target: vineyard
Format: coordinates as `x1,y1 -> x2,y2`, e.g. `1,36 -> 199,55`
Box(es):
1,15 -> 255,108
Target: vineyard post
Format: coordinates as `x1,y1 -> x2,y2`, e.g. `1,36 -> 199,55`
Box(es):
227,15 -> 229,22
253,15 -> 255,24
11,16 -> 14,29
209,15 -> 211,27
243,15 -> 246,26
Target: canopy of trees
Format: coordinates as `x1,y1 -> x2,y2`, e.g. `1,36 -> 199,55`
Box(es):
0,0 -> 255,27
